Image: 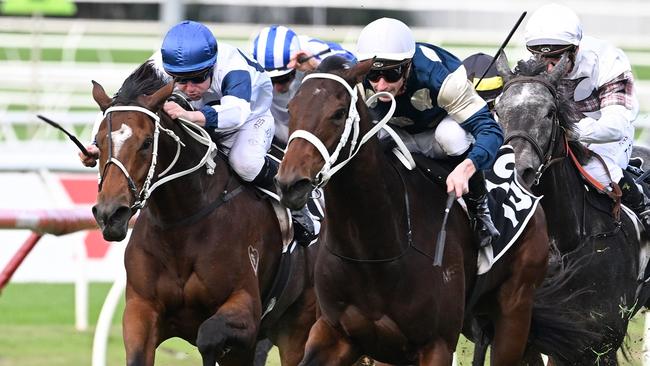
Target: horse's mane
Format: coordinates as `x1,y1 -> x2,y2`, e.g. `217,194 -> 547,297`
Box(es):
513,58 -> 589,162
113,61 -> 167,106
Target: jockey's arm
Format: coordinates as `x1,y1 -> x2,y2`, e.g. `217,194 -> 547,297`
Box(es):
197,70 -> 253,131
575,72 -> 637,144
575,105 -> 631,144
437,65 -> 504,171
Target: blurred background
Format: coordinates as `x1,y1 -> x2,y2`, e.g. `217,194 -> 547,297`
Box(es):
0,0 -> 649,365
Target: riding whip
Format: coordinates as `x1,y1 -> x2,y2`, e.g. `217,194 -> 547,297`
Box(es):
474,11 -> 527,90
433,191 -> 457,267
37,114 -> 93,157
298,48 -> 332,64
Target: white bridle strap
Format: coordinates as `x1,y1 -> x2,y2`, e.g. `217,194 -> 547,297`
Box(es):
286,72 -> 398,187
102,105 -> 217,210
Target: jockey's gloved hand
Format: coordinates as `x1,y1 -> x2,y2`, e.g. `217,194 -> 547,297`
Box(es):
167,91 -> 194,111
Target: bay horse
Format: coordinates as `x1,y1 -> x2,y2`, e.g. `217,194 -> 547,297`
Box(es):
90,61 -> 316,366
495,52 -> 650,364
276,58 -> 551,365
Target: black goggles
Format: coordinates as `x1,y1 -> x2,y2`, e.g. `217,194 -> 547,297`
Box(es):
367,64 -> 407,83
526,44 -> 576,58
270,69 -> 296,85
171,67 -> 213,84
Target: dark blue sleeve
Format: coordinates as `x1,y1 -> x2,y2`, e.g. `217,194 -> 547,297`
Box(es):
221,70 -> 252,102
201,106 -> 218,129
460,106 -> 504,171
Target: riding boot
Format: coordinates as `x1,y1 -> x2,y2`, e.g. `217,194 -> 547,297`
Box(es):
252,156 -> 317,246
619,171 -> 650,232
464,172 -> 500,248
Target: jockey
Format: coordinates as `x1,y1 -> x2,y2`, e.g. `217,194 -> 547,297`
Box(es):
80,21 -> 316,245
524,4 -> 650,230
356,18 -> 504,248
462,53 -> 503,113
251,24 -> 357,146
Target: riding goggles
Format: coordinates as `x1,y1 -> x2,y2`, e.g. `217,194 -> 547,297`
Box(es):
367,60 -> 410,83
526,44 -> 576,58
271,69 -> 296,85
170,67 -> 213,84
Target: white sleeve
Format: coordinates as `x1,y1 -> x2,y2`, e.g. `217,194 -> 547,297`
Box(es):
436,65 -> 487,123
211,95 -> 252,131
576,105 -> 632,144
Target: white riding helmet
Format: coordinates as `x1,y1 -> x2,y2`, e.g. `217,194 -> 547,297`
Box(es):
524,3 -> 583,46
356,18 -> 416,62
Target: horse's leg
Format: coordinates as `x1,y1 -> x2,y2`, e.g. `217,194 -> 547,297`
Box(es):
417,338 -> 455,366
253,339 -> 273,366
298,317 -> 360,366
492,220 -> 548,366
122,295 -> 160,366
271,287 -> 317,365
197,290 -> 259,366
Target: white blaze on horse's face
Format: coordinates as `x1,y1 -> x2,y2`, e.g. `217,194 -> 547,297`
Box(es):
111,124 -> 133,157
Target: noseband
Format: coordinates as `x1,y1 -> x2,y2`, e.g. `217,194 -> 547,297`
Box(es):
502,76 -> 564,185
99,105 -> 217,210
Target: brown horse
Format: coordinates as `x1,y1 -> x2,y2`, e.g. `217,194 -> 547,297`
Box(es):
90,61 -> 316,366
276,58 -> 549,365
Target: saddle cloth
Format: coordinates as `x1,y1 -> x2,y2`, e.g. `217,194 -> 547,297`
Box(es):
480,145 -> 542,275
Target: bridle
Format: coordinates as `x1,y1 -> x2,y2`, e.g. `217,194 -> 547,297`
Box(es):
286,72 -> 410,188
99,104 -> 217,210
501,76 -> 565,186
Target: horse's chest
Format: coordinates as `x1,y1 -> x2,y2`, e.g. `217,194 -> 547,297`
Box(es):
155,270 -> 228,308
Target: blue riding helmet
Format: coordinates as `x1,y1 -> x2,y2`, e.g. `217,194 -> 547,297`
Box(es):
161,20 -> 217,74
252,25 -> 300,78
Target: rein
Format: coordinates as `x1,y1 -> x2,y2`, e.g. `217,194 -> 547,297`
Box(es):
502,77 -> 564,185
99,105 -> 217,210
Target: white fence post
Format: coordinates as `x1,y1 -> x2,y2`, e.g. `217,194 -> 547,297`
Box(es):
91,267 -> 126,366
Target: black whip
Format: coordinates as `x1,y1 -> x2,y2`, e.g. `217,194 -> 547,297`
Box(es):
433,191 -> 457,267
474,11 -> 527,90
37,114 -> 93,157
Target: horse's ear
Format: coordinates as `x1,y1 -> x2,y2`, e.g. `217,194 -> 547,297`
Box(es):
546,53 -> 570,85
141,82 -> 174,112
349,59 -> 374,84
495,51 -> 514,84
92,80 -> 112,112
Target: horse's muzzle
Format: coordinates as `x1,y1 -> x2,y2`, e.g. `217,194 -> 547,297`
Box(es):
92,203 -> 132,241
276,176 -> 312,211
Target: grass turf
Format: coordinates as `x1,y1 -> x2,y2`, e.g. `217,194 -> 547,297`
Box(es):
0,283 -> 648,365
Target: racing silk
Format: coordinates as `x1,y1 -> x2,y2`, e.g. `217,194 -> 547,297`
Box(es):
559,35 -> 639,144
363,43 -> 503,171
271,37 -> 356,145
151,42 -> 273,132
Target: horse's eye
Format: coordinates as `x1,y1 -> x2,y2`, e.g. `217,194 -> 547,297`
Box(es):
140,137 -> 153,151
546,108 -> 556,119
331,109 -> 346,124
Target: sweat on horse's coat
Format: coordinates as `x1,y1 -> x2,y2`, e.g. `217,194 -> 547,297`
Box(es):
277,56 -> 550,366
494,51 -> 650,364
90,61 -> 317,366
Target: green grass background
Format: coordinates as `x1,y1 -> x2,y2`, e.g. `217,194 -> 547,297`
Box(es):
0,283 -> 646,365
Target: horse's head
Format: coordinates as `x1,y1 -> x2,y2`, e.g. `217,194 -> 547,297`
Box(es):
495,52 -> 581,186
91,62 -> 173,241
276,58 -> 373,209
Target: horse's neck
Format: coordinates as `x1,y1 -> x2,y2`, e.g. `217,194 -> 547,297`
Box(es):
540,159 -> 586,241
145,123 -> 226,222
324,136 -> 406,254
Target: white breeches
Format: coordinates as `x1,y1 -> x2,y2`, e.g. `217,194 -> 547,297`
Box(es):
219,111 -> 275,182
582,122 -> 634,185
387,116 -> 475,158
